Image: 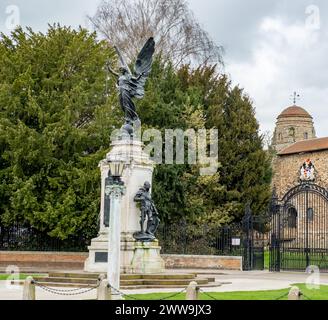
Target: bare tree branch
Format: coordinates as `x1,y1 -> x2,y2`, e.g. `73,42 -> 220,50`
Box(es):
88,0 -> 224,68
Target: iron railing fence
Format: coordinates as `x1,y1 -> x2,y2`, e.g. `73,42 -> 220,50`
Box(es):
157,220 -> 245,257
0,223 -> 92,252
157,213 -> 270,272
0,212 -> 270,270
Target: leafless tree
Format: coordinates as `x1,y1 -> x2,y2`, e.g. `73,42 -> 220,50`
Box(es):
88,0 -> 224,68
262,130 -> 273,150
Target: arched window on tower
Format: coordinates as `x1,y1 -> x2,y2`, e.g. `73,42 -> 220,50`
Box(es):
304,132 -> 308,140
278,133 -> 283,141
288,127 -> 296,142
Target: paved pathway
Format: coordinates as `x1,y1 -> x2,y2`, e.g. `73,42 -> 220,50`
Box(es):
0,281 -> 97,300
0,270 -> 326,300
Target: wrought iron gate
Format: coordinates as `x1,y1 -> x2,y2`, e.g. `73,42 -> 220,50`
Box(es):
270,182 -> 328,272
157,206 -> 268,271
242,206 -> 268,271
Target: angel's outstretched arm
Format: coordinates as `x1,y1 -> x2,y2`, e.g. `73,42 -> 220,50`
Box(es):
106,63 -> 119,77
115,46 -> 132,75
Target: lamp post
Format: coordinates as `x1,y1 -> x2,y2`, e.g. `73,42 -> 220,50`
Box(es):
106,156 -> 126,300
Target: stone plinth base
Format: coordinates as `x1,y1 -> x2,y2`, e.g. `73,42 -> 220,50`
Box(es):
84,232 -> 108,273
84,232 -> 137,274
131,241 -> 165,274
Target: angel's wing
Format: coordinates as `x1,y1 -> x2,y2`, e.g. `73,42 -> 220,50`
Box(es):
132,37 -> 155,99
115,46 -> 132,75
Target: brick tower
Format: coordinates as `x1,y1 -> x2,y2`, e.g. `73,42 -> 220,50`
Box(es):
272,105 -> 316,153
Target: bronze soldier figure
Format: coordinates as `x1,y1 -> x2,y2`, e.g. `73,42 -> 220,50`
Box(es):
133,181 -> 160,242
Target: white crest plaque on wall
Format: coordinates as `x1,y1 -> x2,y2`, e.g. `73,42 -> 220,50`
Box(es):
300,159 -> 315,182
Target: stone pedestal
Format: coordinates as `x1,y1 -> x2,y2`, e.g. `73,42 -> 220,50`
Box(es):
84,138 -> 158,274
131,241 -> 165,274
84,231 -> 109,273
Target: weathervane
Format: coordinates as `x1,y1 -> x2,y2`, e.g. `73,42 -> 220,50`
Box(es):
290,91 -> 301,105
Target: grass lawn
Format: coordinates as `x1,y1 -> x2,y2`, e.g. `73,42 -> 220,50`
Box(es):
264,250 -> 269,269
126,284 -> 328,300
0,274 -> 45,281
264,249 -> 328,271
280,252 -> 328,271
264,248 -> 328,271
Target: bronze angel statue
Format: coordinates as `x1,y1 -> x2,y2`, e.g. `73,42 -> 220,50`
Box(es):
107,38 -> 155,134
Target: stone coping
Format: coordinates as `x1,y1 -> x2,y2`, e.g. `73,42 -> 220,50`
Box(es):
0,251 -> 88,255
0,252 -> 241,259
163,254 -> 242,260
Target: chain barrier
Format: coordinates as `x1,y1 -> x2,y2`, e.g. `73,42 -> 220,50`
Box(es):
31,280 -> 313,301
275,292 -> 289,301
32,278 -> 187,300
199,289 -> 311,301
158,288 -> 187,301
108,284 -> 139,300
275,290 -> 312,301
198,289 -> 220,301
199,289 -> 309,301
275,291 -> 290,300
302,293 -> 312,301
35,284 -> 94,292
33,280 -> 100,296
108,283 -> 187,301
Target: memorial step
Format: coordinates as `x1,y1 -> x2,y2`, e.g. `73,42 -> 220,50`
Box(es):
48,272 -> 197,280
30,272 -> 216,289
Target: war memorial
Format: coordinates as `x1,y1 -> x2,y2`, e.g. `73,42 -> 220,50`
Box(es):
1,1 -> 328,308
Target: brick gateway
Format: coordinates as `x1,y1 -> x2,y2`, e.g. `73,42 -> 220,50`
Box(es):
270,182 -> 328,272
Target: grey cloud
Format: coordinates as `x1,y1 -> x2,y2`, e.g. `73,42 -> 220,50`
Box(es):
188,0 -> 279,61
189,0 -> 328,61
0,0 -> 101,33
188,0 -> 328,137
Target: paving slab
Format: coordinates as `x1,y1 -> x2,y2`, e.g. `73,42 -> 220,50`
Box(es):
0,270 -> 327,300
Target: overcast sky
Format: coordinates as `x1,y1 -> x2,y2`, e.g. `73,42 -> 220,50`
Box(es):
0,0 -> 328,137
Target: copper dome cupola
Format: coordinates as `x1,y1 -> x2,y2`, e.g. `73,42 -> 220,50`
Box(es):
272,105 -> 316,153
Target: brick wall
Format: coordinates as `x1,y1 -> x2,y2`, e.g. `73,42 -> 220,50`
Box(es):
272,150 -> 328,199
272,150 -> 328,246
0,251 -> 88,270
0,252 -> 242,271
162,254 -> 242,270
